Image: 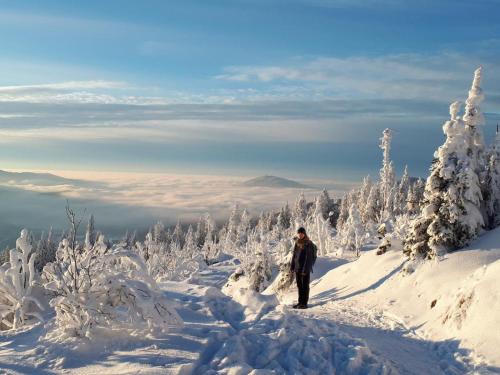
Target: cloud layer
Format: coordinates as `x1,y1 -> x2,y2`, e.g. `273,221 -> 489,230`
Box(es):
0,170 -> 353,248
0,50 -> 499,147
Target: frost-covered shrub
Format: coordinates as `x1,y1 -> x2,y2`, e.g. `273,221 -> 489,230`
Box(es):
155,241 -> 206,282
0,229 -> 44,330
267,239 -> 295,295
225,232 -> 275,293
43,236 -> 182,339
137,219 -> 210,281
247,240 -> 272,292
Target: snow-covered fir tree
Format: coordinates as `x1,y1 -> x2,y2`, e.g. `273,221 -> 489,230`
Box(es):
463,67 -> 486,175
223,203 -> 241,252
315,189 -> 334,220
393,166 -> 410,216
340,204 -> 365,256
84,214 -> 96,250
236,208 -> 251,245
404,99 -> 484,259
272,210 -> 287,240
406,179 -> 425,215
34,227 -> 57,272
484,128 -> 500,228
153,220 -> 168,244
362,184 -> 381,226
291,192 -> 308,229
358,176 -> 373,216
379,128 -> 396,221
171,220 -> 184,248
307,196 -> 336,255
201,213 -> 219,265
336,191 -> 353,232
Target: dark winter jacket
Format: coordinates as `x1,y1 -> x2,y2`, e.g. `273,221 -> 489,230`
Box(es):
290,237 -> 315,274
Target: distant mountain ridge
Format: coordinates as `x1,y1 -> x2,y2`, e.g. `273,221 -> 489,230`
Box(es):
242,175 -> 312,189
0,170 -> 95,187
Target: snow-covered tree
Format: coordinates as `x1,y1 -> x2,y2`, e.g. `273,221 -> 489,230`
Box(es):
272,211 -> 286,240
336,191 -> 352,232
43,210 -> 182,338
404,100 -> 484,259
291,192 -> 308,229
0,229 -> 44,330
183,225 -> 197,255
406,179 -> 425,216
246,236 -> 273,292
328,198 -> 341,227
0,248 -> 9,266
261,212 -> 274,237
34,227 -> 57,272
394,166 -> 410,215
120,229 -> 137,249
280,203 -> 292,230
315,189 -> 334,221
194,217 -> 206,248
44,244 -> 182,339
358,176 -> 373,216
463,67 -> 486,172
341,204 -> 365,256
306,196 -> 336,255
153,221 -> 168,244
201,214 -> 219,265
171,220 -> 184,248
237,209 -> 251,245
223,203 -> 242,252
484,129 -> 500,228
84,214 -> 96,250
379,128 -> 396,220
362,184 -> 380,226
267,238 -> 295,295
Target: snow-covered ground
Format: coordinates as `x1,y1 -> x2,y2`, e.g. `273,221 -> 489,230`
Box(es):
1,229 -> 500,374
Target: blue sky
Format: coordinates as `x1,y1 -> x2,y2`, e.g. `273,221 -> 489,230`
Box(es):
1,0 -> 500,181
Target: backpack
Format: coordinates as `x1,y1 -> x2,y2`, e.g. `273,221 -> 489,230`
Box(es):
311,242 -> 318,271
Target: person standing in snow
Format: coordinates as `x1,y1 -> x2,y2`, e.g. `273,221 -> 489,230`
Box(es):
290,227 -> 317,309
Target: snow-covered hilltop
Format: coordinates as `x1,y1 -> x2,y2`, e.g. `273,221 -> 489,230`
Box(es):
1,68 -> 500,374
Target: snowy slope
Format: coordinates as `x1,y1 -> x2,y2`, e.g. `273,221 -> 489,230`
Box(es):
1,232 -> 500,374
300,227 -> 500,369
0,258 -> 394,374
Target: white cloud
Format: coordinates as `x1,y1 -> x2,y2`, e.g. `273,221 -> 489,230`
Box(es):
216,52 -> 500,101
0,51 -> 498,146
0,80 -> 127,93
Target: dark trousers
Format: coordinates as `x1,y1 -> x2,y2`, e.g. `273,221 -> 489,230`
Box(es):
295,272 -> 310,306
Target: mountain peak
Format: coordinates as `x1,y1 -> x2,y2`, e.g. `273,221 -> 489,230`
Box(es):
242,175 -> 312,189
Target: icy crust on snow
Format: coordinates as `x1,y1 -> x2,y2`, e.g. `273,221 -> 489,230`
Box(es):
311,227 -> 500,368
